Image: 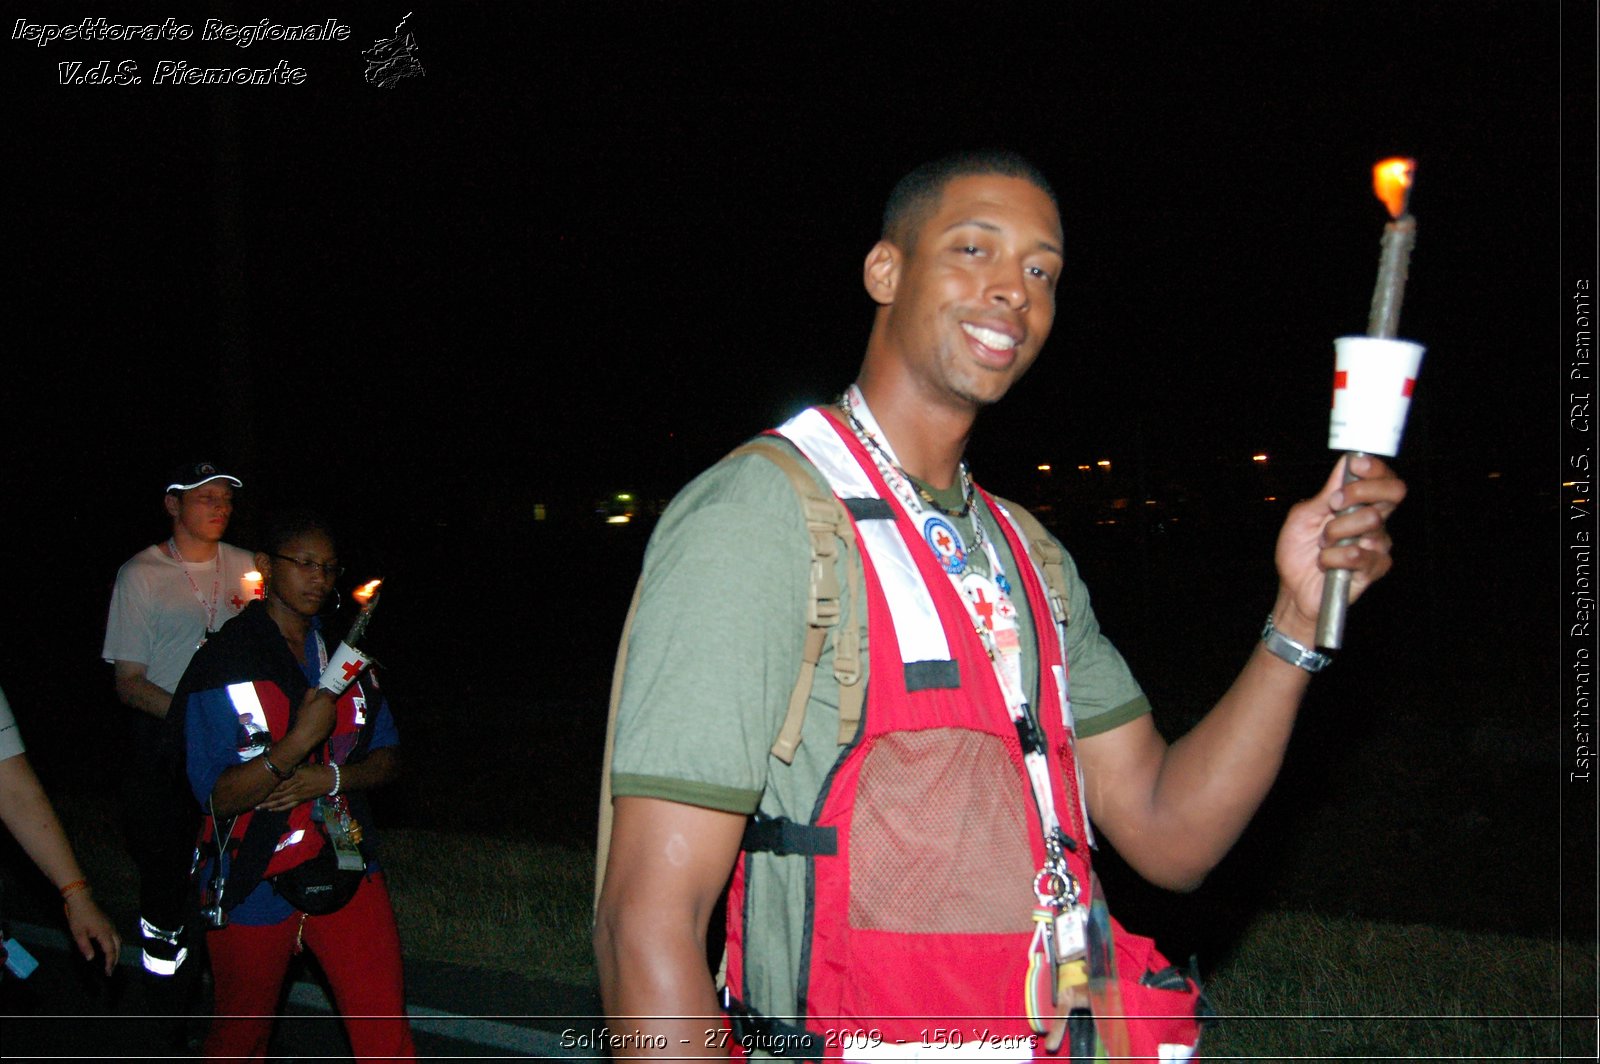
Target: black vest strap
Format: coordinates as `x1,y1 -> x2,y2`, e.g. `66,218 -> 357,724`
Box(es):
741,814 -> 837,857
842,497 -> 893,522
722,989 -> 824,1061
904,659 -> 961,691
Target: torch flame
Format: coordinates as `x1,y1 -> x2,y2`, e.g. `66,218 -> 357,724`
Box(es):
353,579 -> 382,606
1372,157 -> 1416,219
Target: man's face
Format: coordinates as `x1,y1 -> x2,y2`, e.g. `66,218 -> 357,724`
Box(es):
874,174 -> 1063,409
165,479 -> 234,543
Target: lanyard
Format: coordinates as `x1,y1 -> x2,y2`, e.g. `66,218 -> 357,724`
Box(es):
169,538 -> 221,636
838,386 -> 1074,902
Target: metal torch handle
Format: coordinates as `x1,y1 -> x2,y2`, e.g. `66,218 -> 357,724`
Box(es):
1318,215 -> 1414,651
1314,451 -> 1366,650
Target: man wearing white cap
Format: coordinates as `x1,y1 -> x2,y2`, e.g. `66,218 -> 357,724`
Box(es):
103,461 -> 258,997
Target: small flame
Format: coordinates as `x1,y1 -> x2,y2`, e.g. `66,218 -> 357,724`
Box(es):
1372,157 -> 1416,219
243,570 -> 264,598
353,579 -> 382,606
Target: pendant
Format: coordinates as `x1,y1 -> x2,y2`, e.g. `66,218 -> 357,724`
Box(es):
923,515 -> 967,574
960,572 -> 1001,631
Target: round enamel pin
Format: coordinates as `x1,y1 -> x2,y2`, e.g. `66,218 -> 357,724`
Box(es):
923,515 -> 967,574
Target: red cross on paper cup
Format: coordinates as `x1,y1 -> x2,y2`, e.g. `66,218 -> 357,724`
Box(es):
1328,335 -> 1426,457
318,640 -> 372,695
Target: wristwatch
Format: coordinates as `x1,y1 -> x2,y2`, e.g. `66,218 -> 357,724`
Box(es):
1260,615 -> 1333,673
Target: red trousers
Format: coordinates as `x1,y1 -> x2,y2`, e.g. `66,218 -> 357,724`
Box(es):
204,872 -> 415,1061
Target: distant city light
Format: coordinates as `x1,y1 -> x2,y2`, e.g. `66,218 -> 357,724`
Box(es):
616,493 -> 634,502
1263,496 -> 1278,502
606,515 -> 632,525
1037,464 -> 1052,473
1096,459 -> 1112,470
1077,464 -> 1092,472
1252,454 -> 1269,463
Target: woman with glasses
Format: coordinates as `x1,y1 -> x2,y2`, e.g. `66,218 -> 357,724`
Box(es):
176,511 -> 413,1060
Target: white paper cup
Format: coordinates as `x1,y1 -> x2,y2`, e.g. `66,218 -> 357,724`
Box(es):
1328,336 -> 1426,457
319,641 -> 372,694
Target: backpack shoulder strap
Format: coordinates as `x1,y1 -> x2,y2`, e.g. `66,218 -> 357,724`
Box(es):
725,436 -> 864,762
990,495 -> 1071,628
594,435 -> 867,910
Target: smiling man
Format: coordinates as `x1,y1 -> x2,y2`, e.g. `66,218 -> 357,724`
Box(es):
595,152 -> 1406,1060
103,461 -> 257,1026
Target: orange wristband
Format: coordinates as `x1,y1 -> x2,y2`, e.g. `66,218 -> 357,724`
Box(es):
60,879 -> 90,902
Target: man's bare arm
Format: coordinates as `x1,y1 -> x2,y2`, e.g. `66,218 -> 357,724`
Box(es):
112,660 -> 172,719
594,796 -> 746,1058
1079,455 -> 1405,891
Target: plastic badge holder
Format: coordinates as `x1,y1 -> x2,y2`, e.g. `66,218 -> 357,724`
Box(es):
3,936 -> 40,979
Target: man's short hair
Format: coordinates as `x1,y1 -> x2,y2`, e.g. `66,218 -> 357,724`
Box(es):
881,150 -> 1057,251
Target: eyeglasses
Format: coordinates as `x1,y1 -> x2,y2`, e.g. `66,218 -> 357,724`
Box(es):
270,554 -> 345,579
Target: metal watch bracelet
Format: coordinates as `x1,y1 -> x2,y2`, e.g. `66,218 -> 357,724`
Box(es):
1260,615 -> 1333,673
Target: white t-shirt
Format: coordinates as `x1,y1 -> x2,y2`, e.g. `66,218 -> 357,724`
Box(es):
103,542 -> 260,692
0,686 -> 23,763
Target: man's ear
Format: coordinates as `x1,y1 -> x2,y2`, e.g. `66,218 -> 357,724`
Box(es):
163,494 -> 181,520
863,240 -> 901,306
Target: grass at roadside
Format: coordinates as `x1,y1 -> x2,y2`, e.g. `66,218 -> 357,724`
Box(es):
20,792 -> 1594,1060
29,791 -> 601,989
1200,909 -> 1591,1059
380,828 -> 598,987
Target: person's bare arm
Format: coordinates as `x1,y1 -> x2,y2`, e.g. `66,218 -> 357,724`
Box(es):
256,746 -> 400,812
0,753 -> 122,974
1079,455 -> 1405,890
111,660 -> 172,720
208,688 -> 338,819
594,796 -> 747,1058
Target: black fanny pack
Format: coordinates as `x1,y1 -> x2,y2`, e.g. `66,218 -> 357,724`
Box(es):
271,831 -> 365,915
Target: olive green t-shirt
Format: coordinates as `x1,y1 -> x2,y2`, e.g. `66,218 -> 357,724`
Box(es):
609,443 -> 1151,1020
611,445 -> 1150,811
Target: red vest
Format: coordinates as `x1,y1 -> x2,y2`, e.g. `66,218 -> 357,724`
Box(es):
202,678 -> 370,881
725,408 -> 1096,1057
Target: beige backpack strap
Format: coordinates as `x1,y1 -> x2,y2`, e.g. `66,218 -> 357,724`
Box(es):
727,438 -> 865,761
594,576 -> 643,911
596,437 -> 866,909
992,495 -> 1071,628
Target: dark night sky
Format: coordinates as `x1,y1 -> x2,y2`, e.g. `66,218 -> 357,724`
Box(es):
2,1 -> 1589,706
6,2 -> 1574,498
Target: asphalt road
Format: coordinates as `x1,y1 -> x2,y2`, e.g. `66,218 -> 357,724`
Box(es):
1,919 -> 603,1060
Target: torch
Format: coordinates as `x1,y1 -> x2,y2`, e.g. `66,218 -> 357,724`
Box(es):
1315,159 -> 1425,649
319,579 -> 383,694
